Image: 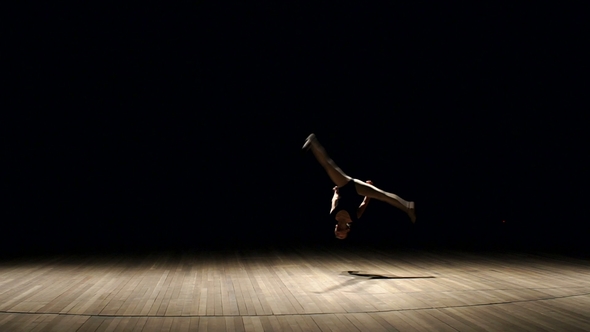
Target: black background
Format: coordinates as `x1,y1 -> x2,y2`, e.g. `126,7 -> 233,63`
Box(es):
5,2 -> 587,255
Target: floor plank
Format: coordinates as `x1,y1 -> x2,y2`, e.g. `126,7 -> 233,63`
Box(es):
76,316 -> 106,332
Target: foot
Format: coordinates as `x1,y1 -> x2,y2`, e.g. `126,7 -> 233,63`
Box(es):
408,202 -> 416,223
302,133 -> 317,150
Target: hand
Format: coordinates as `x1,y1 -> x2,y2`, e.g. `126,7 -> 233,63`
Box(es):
333,186 -> 339,192
366,180 -> 373,185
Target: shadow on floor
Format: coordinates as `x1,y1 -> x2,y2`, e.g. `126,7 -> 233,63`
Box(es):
344,271 -> 436,279
315,271 -> 436,293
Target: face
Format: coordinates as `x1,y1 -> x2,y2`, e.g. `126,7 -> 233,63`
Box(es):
334,223 -> 350,240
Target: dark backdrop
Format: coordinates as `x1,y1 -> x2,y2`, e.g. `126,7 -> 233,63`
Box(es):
5,2 -> 586,255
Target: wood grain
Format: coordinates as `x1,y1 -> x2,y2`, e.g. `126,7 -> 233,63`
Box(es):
1,246 -> 589,331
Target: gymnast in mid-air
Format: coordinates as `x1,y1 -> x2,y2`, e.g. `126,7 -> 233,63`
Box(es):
303,133 -> 416,240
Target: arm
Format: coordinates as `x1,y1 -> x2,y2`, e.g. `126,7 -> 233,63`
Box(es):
356,180 -> 373,219
330,186 -> 339,214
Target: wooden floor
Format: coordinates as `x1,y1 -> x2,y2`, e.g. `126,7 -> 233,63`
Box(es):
1,246 -> 590,331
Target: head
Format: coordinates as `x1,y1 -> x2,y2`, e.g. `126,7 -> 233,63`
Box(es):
334,223 -> 351,240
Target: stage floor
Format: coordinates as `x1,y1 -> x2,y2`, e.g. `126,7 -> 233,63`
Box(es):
1,246 -> 590,331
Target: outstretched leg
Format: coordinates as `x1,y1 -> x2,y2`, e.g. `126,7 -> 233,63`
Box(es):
353,180 -> 416,223
303,134 -> 351,187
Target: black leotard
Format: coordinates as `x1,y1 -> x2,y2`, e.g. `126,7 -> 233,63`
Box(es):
330,179 -> 361,222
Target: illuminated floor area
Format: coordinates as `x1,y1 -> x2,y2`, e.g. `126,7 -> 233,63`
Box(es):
1,246 -> 590,331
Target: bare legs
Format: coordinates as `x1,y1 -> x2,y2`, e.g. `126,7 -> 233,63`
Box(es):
303,133 -> 416,223
353,181 -> 416,223
303,134 -> 351,187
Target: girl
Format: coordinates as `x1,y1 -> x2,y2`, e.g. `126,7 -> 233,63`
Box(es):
303,133 -> 416,239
